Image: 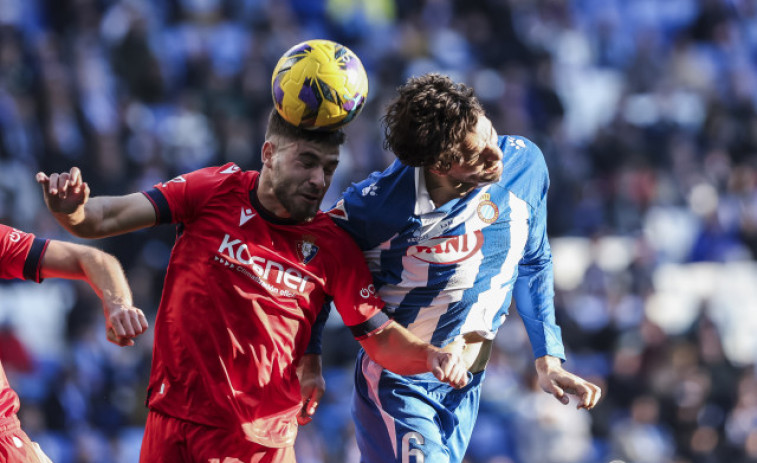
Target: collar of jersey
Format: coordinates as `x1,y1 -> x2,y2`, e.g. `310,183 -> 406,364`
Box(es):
414,167 -> 437,216
413,167 -> 471,216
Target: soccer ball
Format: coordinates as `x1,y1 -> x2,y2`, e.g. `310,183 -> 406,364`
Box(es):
271,39 -> 368,131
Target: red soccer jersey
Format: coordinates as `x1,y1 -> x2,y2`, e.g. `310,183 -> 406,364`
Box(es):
142,163 -> 389,447
0,224 -> 48,421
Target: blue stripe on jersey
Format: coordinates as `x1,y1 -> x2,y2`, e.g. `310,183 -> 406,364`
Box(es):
331,135 -> 565,359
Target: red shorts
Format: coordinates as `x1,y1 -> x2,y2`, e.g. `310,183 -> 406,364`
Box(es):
139,410 -> 296,463
0,416 -> 52,463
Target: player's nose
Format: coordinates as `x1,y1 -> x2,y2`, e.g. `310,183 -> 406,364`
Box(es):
482,144 -> 502,165
308,167 -> 327,189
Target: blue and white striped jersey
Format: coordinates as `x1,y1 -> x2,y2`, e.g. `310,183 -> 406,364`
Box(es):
328,135 -> 565,360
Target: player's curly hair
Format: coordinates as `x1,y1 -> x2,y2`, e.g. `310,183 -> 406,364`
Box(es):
266,109 -> 346,146
382,73 -> 484,173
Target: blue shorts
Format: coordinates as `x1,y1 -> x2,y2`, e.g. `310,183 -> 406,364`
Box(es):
352,349 -> 484,463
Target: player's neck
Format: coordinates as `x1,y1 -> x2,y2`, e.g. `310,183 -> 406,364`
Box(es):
424,168 -> 476,208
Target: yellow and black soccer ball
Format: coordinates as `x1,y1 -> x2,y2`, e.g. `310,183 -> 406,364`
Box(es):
271,39 -> 368,131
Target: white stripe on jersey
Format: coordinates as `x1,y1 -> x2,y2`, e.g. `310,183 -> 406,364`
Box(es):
378,187 -> 493,343
460,192 -> 529,338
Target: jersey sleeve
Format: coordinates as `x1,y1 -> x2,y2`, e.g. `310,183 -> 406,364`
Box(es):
142,163 -> 240,224
327,229 -> 390,340
513,143 -> 566,361
328,160 -> 416,251
305,300 -> 332,355
0,224 -> 49,283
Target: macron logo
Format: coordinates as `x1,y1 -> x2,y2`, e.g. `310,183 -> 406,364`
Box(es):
221,165 -> 241,174
240,208 -> 256,226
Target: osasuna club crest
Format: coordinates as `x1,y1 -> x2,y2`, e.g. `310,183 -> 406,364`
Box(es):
296,236 -> 319,264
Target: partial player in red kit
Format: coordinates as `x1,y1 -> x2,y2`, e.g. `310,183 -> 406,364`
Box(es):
37,109 -> 469,463
0,223 -> 149,463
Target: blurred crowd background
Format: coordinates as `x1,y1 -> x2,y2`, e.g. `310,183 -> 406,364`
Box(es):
0,0 -> 756,462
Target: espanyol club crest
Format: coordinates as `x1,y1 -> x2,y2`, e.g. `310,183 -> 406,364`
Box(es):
296,237 -> 319,264
477,193 -> 499,224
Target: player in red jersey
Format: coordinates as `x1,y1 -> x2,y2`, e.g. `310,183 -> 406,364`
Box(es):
36,110 -> 469,463
0,223 -> 148,462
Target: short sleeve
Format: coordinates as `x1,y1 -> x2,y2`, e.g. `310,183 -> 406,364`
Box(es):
0,224 -> 49,282
328,229 -> 390,340
142,163 -> 241,224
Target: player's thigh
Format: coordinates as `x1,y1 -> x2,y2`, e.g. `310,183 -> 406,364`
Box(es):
186,424 -> 296,463
352,368 -> 450,462
139,410 -> 191,462
0,429 -> 53,463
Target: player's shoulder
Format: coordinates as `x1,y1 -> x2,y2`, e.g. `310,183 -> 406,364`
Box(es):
494,135 -> 549,203
182,162 -> 256,192
306,212 -> 362,248
199,162 -> 252,181
339,160 -> 416,215
499,136 -> 545,164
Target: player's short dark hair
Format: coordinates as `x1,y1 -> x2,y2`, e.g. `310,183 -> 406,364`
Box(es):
382,73 -> 484,173
265,109 -> 346,147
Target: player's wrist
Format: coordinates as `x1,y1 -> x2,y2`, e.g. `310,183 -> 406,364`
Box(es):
102,290 -> 133,309
298,353 -> 322,374
425,346 -> 443,371
535,354 -> 562,373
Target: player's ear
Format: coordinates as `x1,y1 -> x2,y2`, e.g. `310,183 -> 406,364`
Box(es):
261,140 -> 275,167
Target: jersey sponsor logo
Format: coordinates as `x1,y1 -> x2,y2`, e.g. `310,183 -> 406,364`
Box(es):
327,200 -> 348,220
7,228 -> 22,243
217,234 -> 310,295
407,230 -> 484,264
220,164 -> 241,174
409,217 -> 458,243
360,284 -> 376,299
239,208 -> 256,226
477,194 -> 499,224
296,236 -> 319,264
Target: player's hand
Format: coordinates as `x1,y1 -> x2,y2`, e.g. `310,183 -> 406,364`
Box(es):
35,167 -> 90,215
535,355 -> 602,410
104,302 -> 149,347
296,354 -> 325,425
427,350 -> 469,389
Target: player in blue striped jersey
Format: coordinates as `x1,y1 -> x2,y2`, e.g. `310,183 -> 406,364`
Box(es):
307,73 -> 601,463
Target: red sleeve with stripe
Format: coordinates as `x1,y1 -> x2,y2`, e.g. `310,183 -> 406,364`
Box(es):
143,164 -> 240,224
0,224 -> 49,282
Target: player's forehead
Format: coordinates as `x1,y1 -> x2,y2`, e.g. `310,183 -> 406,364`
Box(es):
278,137 -> 340,161
461,115 -> 495,152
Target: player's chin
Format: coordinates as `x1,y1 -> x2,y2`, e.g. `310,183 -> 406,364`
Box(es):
482,165 -> 502,182
289,203 -> 320,222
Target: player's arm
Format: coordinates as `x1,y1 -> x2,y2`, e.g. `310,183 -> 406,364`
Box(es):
36,167 -> 156,238
41,239 -> 149,346
359,320 -> 468,388
297,301 -> 331,425
515,160 -> 601,410
296,353 -> 324,425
